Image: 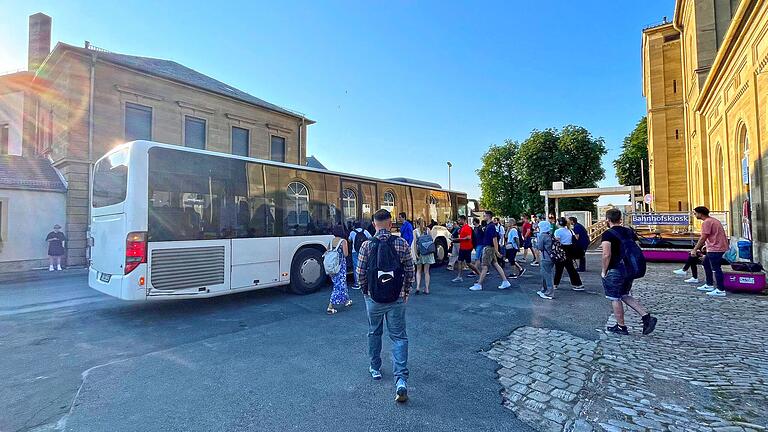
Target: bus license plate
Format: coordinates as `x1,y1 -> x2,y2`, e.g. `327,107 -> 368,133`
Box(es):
99,273 -> 111,283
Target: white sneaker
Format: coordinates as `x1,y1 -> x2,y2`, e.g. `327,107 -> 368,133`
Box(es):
350,285 -> 361,290
530,262 -> 540,267
57,265 -> 63,271
673,269 -> 686,275
469,284 -> 482,291
684,277 -> 698,283
707,289 -> 726,297
697,284 -> 715,292
572,285 -> 585,291
452,276 -> 463,283
498,280 -> 511,290
537,291 -> 553,300
49,265 -> 54,272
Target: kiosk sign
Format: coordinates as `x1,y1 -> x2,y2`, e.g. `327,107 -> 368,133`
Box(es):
631,213 -> 690,226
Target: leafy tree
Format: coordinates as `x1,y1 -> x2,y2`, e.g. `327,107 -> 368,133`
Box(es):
477,140 -> 523,217
515,126 -> 607,214
614,116 -> 649,190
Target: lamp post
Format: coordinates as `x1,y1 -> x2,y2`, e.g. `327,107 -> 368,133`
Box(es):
447,161 -> 452,191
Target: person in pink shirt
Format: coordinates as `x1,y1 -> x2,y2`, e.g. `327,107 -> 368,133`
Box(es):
691,206 -> 729,297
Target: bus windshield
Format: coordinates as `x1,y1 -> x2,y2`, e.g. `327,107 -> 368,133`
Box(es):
93,148 -> 129,208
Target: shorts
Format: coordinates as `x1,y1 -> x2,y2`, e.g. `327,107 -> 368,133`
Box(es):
474,246 -> 483,261
602,266 -> 634,300
523,238 -> 532,249
458,249 -> 472,263
505,247 -> 519,263
481,246 -> 498,267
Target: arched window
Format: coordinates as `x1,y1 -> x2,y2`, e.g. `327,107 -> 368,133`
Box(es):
738,125 -> 752,240
286,182 -> 310,226
713,144 -> 725,211
383,190 -> 395,211
342,188 -> 357,222
428,195 -> 438,222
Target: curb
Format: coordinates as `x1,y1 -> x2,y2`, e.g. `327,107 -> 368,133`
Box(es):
0,267 -> 89,285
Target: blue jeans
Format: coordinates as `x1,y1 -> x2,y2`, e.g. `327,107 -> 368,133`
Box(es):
352,251 -> 360,286
602,264 -> 633,300
365,296 -> 408,383
540,259 -> 555,296
703,251 -> 725,289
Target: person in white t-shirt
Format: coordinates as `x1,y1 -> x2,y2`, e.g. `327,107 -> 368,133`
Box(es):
553,217 -> 584,291
504,220 -> 525,278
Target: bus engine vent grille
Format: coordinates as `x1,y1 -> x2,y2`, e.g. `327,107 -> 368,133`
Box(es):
150,246 -> 225,291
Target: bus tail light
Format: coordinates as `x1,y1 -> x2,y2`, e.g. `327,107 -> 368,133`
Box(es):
125,232 -> 147,274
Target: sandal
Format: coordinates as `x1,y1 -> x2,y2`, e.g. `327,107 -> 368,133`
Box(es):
344,300 -> 353,308
326,307 -> 338,315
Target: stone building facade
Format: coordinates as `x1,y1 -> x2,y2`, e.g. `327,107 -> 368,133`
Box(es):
1,13 -> 314,268
643,0 -> 768,266
642,23 -> 689,212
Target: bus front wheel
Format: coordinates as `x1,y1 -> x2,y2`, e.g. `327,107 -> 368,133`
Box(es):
289,248 -> 326,295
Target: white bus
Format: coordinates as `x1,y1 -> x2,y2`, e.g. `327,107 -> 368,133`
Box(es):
88,141 -> 470,300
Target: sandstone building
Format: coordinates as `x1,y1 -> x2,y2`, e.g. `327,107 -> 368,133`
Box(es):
643,0 -> 768,266
0,13 -> 314,270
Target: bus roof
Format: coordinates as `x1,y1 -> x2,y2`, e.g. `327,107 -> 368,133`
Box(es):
104,140 -> 469,196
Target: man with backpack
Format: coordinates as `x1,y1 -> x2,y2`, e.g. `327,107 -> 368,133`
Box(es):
349,222 -> 372,289
600,209 -> 658,336
355,209 -> 415,403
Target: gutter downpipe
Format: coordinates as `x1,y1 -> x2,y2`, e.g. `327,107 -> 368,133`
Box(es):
86,51 -> 96,264
298,115 -> 305,165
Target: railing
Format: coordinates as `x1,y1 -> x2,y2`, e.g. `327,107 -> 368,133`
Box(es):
84,41 -> 111,53
587,221 -> 608,246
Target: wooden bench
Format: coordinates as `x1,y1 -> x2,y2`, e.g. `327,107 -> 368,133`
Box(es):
722,268 -> 766,293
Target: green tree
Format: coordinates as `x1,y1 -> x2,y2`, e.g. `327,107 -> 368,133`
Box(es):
515,126 -> 607,214
477,140 -> 523,217
614,116 -> 649,190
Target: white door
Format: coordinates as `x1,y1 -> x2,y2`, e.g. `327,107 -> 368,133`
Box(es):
230,238 -> 280,289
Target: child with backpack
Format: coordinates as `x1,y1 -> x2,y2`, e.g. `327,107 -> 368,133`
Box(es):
349,222 -> 372,289
600,209 -> 657,335
412,218 -> 435,295
325,225 -> 352,315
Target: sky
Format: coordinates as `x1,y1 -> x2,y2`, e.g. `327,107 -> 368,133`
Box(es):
1,0 -> 675,206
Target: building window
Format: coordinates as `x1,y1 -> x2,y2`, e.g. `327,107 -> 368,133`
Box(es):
0,124 -> 8,155
675,129 -> 679,140
342,188 -> 357,222
286,181 -> 309,227
232,127 -> 249,157
673,80 -> 677,93
271,135 -> 286,162
125,102 -> 152,141
383,190 -> 396,211
184,116 -> 206,150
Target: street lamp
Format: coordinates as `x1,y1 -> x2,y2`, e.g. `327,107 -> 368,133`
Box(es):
447,161 -> 452,191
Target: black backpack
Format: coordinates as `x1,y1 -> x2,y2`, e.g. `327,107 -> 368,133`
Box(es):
353,228 -> 368,252
367,236 -> 404,303
617,228 -> 646,279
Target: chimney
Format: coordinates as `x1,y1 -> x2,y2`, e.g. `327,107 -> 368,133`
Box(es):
28,13 -> 52,71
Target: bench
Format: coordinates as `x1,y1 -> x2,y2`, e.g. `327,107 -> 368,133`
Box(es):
722,268 -> 766,293
641,248 -> 690,263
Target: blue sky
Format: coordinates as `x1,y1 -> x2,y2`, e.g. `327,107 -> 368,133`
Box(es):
1,0 -> 674,205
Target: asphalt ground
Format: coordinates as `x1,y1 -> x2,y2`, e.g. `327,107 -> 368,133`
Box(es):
0,254 -> 611,432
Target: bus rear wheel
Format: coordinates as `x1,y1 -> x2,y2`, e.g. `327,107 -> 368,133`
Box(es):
433,237 -> 448,266
289,248 -> 326,295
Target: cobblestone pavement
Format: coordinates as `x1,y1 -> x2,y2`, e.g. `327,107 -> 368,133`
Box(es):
485,264 -> 768,432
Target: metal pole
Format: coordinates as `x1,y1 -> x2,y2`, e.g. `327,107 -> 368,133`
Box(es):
640,159 -> 647,212
544,193 -> 548,216
447,161 -> 452,191
555,198 -> 559,217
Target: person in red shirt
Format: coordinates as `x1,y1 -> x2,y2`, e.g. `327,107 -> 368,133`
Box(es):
520,215 -> 538,265
452,215 -> 479,282
692,206 -> 730,297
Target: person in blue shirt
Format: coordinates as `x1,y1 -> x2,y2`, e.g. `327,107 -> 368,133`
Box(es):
469,210 -> 511,291
398,212 -> 414,246
568,216 -> 590,272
